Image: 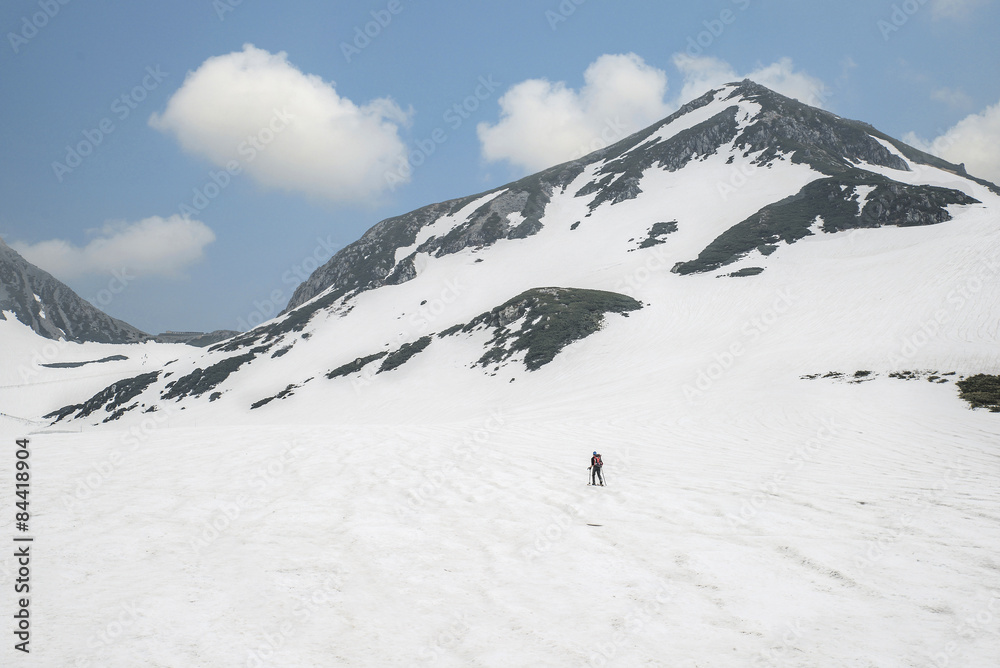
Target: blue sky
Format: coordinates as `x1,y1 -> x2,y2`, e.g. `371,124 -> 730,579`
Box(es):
1,0 -> 998,334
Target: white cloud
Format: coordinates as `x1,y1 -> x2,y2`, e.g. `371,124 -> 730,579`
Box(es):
931,87 -> 974,109
10,216 -> 215,280
932,0 -> 991,19
904,99 -> 1000,184
477,53 -> 672,172
150,44 -> 412,203
477,53 -> 830,174
672,55 -> 831,109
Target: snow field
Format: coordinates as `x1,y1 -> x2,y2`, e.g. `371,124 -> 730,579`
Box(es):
3,375 -> 998,667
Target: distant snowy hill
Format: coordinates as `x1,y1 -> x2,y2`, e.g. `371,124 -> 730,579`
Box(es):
38,80 -> 1000,427
0,236 -> 148,344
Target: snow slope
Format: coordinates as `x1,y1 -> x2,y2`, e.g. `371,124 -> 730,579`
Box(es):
1,81 -> 999,666
2,380 -> 998,666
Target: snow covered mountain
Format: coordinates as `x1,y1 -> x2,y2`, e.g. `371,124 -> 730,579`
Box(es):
39,79 -> 1000,427
4,80 -> 1000,667
0,236 -> 148,344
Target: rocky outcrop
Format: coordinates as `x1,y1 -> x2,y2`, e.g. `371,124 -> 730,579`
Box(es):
674,171 -> 980,274
0,237 -> 148,343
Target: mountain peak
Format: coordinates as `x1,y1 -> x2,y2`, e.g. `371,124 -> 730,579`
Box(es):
0,238 -> 149,344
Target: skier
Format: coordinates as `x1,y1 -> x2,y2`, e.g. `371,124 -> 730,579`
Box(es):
589,451 -> 604,486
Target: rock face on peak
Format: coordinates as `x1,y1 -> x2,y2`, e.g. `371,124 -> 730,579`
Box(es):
0,238 -> 148,344
279,81 -> 996,320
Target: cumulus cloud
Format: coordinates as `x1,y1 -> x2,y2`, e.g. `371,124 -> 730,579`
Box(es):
672,55 -> 831,109
477,53 -> 830,173
904,98 -> 1000,184
10,216 -> 215,280
150,44 -> 412,203
477,53 -> 672,172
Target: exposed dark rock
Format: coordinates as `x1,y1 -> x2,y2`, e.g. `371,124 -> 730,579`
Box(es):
161,353 -> 256,401
378,336 -> 433,373
674,171 -> 979,274
41,355 -> 128,369
0,237 -> 148,343
449,287 -> 643,371
638,222 -> 678,249
251,383 -> 300,410
326,352 -> 387,379
45,371 -> 161,422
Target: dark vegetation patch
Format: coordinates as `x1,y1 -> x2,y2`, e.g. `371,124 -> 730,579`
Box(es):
447,287 -> 642,372
326,352 -> 387,379
437,324 -> 464,338
673,171 -> 979,274
251,383 -> 300,410
726,267 -> 765,277
637,221 -> 678,249
378,336 -> 433,373
758,244 -> 778,256
45,371 -> 161,423
41,354 -> 127,369
161,353 -> 255,401
271,346 -> 292,359
956,374 -> 1000,412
